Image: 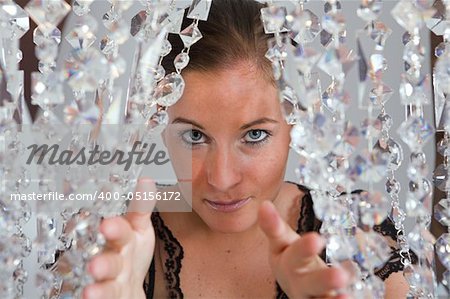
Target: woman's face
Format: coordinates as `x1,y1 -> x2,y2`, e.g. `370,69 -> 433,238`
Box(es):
164,61 -> 291,233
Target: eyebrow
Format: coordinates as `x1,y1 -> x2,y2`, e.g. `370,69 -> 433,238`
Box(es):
171,117 -> 279,130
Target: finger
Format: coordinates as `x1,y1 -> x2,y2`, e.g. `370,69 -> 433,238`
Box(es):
281,232 -> 327,270
99,216 -> 133,250
125,177 -> 157,232
87,251 -> 123,281
296,267 -> 350,297
83,280 -> 121,299
258,200 -> 299,254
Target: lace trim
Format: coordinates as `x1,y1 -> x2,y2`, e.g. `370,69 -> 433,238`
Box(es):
146,183 -> 416,299
151,212 -> 184,298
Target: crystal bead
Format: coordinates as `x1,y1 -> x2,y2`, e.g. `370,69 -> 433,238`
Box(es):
355,191 -> 390,226
174,52 -> 190,72
187,0 -> 212,21
109,56 -> 126,79
407,225 -> 435,256
38,61 -> 56,74
443,270 -> 450,287
286,8 -> 321,44
25,0 -> 71,34
260,6 -> 288,34
290,113 -> 338,158
389,205 -> 406,229
161,39 -> 172,57
408,178 -> 431,200
435,52 -> 450,94
0,2 -> 29,39
326,234 -> 356,262
324,0 -> 342,13
334,121 -> 360,156
322,82 -> 350,114
403,40 -> 425,69
108,0 -> 133,11
320,29 -> 334,47
434,198 -> 450,226
130,10 -> 149,38
103,9 -> 121,31
147,110 -> 169,133
64,48 -> 109,92
280,86 -> 300,125
357,0 -> 382,22
65,15 -> 97,50
386,177 -> 401,195
397,116 -> 434,151
377,112 -> 392,131
368,54 -> 387,81
317,45 -> 357,79
414,0 -> 435,10
369,83 -> 393,106
33,27 -> 61,45
360,117 -> 382,139
365,21 -> 392,51
31,71 -> 64,107
322,12 -> 346,36
428,18 -> 450,37
166,7 -> 185,34
437,233 -> 450,269
355,231 -> 390,271
153,72 -> 185,106
437,136 -> 450,156
350,149 -> 388,183
373,138 -> 403,171
265,36 -> 289,63
100,35 -> 116,55
435,41 -> 449,58
292,45 -> 321,75
179,21 -> 203,48
152,65 -> 165,82
434,164 -> 450,192
35,39 -> 58,62
391,0 -> 424,33
72,0 -> 94,16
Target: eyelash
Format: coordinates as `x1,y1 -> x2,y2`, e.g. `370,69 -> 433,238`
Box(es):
179,129 -> 272,148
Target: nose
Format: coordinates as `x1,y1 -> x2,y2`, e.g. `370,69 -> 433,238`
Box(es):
206,146 -> 242,192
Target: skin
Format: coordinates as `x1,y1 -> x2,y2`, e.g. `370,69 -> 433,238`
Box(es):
80,61 -> 409,299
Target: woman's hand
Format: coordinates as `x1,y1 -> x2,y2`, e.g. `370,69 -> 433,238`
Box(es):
82,178 -> 157,299
258,201 -> 351,299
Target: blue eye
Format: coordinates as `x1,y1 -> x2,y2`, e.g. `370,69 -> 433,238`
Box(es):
243,130 -> 270,144
181,129 -> 205,145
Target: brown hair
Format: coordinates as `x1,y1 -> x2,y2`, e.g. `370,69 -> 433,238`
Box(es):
161,0 -> 273,81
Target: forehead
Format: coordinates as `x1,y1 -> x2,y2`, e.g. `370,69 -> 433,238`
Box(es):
168,63 -> 280,125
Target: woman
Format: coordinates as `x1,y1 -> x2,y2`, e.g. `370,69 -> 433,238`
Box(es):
82,0 -> 412,298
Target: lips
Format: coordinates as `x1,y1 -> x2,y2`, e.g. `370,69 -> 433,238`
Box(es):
204,197 -> 251,212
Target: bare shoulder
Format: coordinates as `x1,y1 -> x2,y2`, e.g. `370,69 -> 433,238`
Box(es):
275,181 -> 307,231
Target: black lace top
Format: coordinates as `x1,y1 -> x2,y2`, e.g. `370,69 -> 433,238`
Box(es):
144,183 -> 416,298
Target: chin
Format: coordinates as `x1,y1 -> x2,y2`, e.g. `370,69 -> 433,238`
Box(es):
196,202 -> 259,234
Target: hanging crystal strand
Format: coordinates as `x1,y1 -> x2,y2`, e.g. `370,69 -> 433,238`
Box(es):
391,0 -> 437,297
0,1 -> 31,298
127,0 -> 179,127
148,0 -> 211,133
356,1 -> 411,296
431,0 -> 450,295
23,1 -> 71,298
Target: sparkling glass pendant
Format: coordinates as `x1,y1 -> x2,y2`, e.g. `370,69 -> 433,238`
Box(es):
179,21 -> 203,48
397,116 -> 434,151
187,0 -> 212,21
153,72 -> 185,106
286,8 -> 321,44
25,0 -> 71,34
260,6 -> 288,34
